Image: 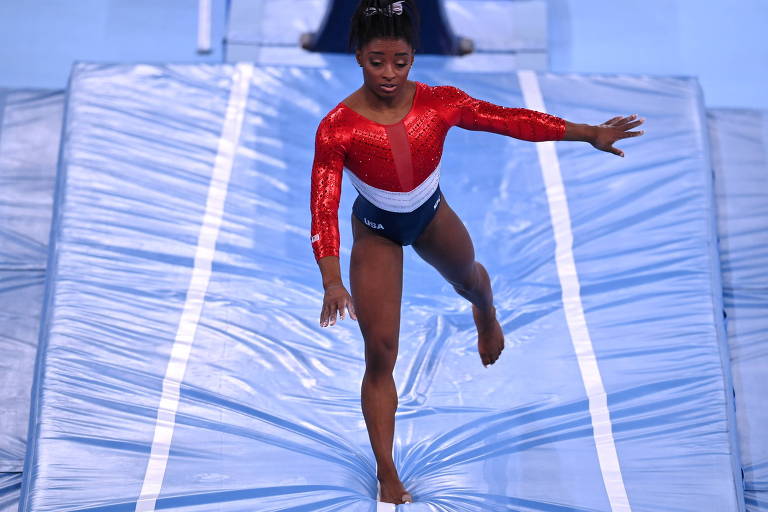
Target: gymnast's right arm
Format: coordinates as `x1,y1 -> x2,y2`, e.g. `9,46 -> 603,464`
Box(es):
310,116 -> 357,327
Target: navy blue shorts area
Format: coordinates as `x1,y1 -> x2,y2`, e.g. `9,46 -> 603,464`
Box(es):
352,185 -> 443,246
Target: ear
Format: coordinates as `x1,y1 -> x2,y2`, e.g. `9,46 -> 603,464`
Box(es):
355,49 -> 363,67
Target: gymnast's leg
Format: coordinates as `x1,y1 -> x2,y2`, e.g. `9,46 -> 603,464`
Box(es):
349,214 -> 412,504
412,194 -> 505,366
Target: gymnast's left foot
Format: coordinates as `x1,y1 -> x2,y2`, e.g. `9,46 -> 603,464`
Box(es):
472,304 -> 504,367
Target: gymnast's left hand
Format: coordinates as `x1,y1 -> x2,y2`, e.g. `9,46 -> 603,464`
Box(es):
590,114 -> 645,157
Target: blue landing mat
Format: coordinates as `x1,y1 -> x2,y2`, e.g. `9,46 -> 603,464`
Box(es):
21,63 -> 742,511
0,89 -> 63,269
0,473 -> 22,512
710,108 -> 768,512
0,89 -> 64,512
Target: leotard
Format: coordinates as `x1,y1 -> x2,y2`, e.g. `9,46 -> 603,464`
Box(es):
310,81 -> 566,261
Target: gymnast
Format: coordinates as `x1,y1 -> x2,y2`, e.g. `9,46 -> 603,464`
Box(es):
309,0 -> 645,504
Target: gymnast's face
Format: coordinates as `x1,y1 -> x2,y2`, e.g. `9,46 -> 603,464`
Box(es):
355,37 -> 414,100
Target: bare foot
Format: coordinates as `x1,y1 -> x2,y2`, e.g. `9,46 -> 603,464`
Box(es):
378,473 -> 413,504
472,304 -> 505,366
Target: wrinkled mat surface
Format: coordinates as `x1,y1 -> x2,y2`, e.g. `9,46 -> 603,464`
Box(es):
19,63 -> 742,511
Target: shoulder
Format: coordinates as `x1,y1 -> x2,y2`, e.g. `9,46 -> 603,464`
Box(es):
418,83 -> 472,106
317,103 -> 348,128
316,104 -> 350,138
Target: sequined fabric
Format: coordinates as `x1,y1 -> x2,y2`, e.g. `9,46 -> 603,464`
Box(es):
310,81 -> 566,261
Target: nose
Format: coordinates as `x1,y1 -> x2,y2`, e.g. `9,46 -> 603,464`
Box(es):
382,63 -> 396,80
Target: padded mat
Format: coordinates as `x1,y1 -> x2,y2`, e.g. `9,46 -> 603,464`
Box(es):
20,63 -> 742,512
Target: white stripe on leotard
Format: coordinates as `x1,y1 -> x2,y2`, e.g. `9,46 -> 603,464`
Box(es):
344,164 -> 440,213
518,69 -> 632,512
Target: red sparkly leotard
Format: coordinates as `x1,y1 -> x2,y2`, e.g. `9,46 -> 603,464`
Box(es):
310,81 -> 566,261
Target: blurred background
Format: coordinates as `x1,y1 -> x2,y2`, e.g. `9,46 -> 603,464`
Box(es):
1,0 -> 766,108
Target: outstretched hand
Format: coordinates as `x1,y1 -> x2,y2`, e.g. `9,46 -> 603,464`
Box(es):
591,114 -> 645,157
320,284 -> 357,327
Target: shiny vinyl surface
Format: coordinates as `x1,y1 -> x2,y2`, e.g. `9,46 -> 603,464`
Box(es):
0,89 -> 64,512
710,108 -> 768,512
18,63 -> 743,511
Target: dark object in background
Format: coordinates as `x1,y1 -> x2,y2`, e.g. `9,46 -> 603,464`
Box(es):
301,0 -> 473,55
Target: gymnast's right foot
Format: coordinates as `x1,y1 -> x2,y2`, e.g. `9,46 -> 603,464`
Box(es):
377,471 -> 412,504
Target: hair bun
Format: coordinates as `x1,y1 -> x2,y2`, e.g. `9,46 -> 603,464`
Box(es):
349,0 -> 420,51
364,1 -> 404,17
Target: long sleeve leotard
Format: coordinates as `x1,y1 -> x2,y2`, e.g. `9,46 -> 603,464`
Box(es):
309,81 -> 566,261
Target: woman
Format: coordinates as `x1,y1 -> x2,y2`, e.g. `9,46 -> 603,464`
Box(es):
309,0 -> 644,504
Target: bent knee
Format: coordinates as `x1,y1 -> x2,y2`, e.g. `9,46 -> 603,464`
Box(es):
448,261 -> 479,292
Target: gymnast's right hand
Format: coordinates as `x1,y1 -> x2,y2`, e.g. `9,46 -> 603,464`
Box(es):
320,283 -> 357,327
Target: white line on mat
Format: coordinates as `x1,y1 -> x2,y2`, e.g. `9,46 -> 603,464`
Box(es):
518,69 -> 631,512
135,62 -> 253,512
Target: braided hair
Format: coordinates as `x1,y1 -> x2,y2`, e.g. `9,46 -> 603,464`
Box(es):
348,0 -> 420,51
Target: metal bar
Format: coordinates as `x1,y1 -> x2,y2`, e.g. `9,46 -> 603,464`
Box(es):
197,0 -> 212,54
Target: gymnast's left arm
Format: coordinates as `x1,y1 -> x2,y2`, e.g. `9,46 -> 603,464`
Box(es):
444,86 -> 645,157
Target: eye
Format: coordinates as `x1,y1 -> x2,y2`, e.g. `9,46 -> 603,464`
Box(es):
396,62 -> 407,68
370,61 -> 382,66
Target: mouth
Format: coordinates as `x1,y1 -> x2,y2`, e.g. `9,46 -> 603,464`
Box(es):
380,83 -> 398,93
